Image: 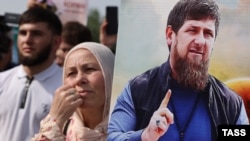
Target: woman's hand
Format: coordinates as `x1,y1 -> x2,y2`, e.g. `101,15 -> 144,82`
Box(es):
49,84 -> 83,130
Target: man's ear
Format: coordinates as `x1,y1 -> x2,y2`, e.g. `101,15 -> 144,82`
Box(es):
166,25 -> 173,48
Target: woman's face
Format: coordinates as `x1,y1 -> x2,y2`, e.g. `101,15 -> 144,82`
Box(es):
64,49 -> 105,109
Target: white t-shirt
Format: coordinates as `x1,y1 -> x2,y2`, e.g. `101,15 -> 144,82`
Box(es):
0,63 -> 62,141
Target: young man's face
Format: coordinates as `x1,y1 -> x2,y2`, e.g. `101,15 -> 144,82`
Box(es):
17,22 -> 56,66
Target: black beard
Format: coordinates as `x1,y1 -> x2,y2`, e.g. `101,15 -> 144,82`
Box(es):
172,45 -> 209,91
19,43 -> 52,66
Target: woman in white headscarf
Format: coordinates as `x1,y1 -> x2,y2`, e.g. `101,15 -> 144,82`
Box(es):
32,42 -> 115,141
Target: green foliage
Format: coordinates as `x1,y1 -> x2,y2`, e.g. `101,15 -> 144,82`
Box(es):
87,8 -> 102,43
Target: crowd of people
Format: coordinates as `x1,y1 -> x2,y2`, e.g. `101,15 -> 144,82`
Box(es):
0,0 -> 249,141
0,1 -> 117,141
1,0 -> 118,70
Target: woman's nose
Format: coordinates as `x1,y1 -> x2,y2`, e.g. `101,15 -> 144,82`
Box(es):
75,73 -> 87,85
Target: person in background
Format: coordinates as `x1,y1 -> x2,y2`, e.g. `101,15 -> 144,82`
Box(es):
108,0 -> 249,141
99,6 -> 118,54
55,21 -> 92,67
27,0 -> 41,8
0,20 -> 18,71
99,19 -> 117,55
0,7 -> 62,141
27,0 -> 57,13
28,0 -> 118,55
32,42 -> 115,141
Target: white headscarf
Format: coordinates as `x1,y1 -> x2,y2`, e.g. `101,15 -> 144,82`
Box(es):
63,42 -> 115,141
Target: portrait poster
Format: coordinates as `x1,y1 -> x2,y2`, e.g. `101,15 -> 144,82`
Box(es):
110,0 -> 250,113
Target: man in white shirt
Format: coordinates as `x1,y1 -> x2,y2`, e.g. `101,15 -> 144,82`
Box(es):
0,7 -> 62,141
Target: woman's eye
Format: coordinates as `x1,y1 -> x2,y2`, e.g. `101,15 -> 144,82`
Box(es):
67,72 -> 76,77
86,67 -> 95,71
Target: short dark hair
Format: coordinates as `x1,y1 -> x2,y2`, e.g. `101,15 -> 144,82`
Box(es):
19,7 -> 62,35
62,21 -> 92,46
167,0 -> 220,37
